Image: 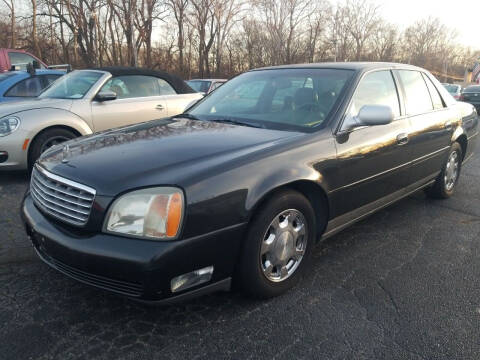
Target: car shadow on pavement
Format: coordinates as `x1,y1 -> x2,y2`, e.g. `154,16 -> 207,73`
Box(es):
0,170 -> 29,185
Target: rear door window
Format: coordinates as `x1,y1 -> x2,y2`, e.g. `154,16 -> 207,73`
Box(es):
348,70 -> 401,118
101,75 -> 175,98
422,74 -> 444,110
397,70 -> 433,115
5,76 -> 43,97
157,78 -> 176,95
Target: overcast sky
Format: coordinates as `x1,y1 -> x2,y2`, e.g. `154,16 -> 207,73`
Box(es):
373,0 -> 479,48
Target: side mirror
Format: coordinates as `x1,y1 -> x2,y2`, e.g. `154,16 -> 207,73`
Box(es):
95,90 -> 117,102
344,105 -> 394,130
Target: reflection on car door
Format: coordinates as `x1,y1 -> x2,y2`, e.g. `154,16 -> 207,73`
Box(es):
332,70 -> 412,218
91,75 -> 169,131
395,70 -> 453,184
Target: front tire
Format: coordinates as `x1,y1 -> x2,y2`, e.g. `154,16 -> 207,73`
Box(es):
28,128 -> 76,171
426,142 -> 462,199
237,190 -> 316,298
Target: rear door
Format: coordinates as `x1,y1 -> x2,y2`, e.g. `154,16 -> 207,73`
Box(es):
91,75 -> 170,131
334,69 -> 412,214
395,70 -> 453,184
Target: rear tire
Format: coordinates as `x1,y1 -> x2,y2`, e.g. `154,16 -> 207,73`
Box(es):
237,190 -> 316,298
426,142 -> 462,199
28,128 -> 76,171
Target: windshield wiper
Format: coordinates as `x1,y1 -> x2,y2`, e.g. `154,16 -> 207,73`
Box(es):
177,113 -> 200,120
177,113 -> 263,128
209,118 -> 264,128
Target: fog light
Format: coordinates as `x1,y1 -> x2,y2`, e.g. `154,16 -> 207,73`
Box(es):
0,151 -> 8,163
170,266 -> 214,293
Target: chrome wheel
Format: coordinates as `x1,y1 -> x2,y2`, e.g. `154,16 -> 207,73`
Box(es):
40,136 -> 70,154
260,209 -> 308,283
444,151 -> 459,191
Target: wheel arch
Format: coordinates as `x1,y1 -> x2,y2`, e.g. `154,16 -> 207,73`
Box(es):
247,179 -> 330,241
27,125 -> 82,168
455,134 -> 467,160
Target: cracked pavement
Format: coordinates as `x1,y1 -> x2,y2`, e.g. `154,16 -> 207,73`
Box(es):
1,154 -> 479,360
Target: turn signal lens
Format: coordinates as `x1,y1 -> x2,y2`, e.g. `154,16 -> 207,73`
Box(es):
105,187 -> 184,240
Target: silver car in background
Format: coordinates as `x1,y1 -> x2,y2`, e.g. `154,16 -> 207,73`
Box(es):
0,67 -> 203,171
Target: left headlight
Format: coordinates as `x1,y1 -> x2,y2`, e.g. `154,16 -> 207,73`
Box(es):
104,187 -> 184,240
0,116 -> 20,137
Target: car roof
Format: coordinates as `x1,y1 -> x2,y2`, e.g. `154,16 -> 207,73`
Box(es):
89,66 -> 195,94
251,62 -> 426,72
4,69 -> 65,77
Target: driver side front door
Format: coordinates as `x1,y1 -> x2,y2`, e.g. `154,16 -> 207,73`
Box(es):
331,70 -> 413,220
91,75 -> 169,132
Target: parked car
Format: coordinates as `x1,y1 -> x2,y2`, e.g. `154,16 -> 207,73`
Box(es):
442,83 -> 462,100
0,69 -> 64,103
460,85 -> 480,111
22,62 -> 478,303
0,48 -> 47,72
187,78 -> 227,94
0,67 -> 202,171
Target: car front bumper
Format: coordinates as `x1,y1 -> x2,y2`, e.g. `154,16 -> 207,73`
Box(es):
0,129 -> 30,170
22,194 -> 246,303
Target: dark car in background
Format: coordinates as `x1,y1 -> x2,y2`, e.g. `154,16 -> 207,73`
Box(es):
22,62 -> 478,304
0,48 -> 47,72
461,85 -> 480,111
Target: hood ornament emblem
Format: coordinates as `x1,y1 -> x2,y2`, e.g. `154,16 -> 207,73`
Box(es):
62,144 -> 70,163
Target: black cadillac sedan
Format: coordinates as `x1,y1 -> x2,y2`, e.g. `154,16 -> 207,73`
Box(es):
22,63 -> 479,303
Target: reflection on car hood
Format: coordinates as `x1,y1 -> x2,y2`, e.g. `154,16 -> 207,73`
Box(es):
0,98 -> 73,116
39,118 -> 302,196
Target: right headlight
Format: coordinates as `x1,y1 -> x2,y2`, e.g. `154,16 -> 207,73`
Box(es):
0,116 -> 20,137
104,187 -> 184,240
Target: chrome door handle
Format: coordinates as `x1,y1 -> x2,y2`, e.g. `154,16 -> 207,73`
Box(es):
396,133 -> 409,145
444,121 -> 453,131
156,104 -> 164,110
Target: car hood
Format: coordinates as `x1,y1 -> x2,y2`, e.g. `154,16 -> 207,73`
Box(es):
38,118 -> 303,196
0,98 -> 73,116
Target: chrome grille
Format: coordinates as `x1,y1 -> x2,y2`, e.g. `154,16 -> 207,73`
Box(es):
30,165 -> 96,226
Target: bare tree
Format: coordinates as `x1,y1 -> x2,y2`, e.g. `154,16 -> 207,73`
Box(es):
343,0 -> 381,61
189,0 -> 216,77
167,0 -> 189,74
136,0 -> 167,68
30,0 -> 41,57
212,0 -> 242,75
371,21 -> 398,61
2,0 -> 16,48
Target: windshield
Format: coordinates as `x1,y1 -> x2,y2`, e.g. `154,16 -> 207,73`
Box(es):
187,80 -> 211,93
39,70 -> 103,99
443,84 -> 460,93
187,69 -> 353,131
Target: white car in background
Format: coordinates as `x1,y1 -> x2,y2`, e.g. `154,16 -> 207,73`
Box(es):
0,67 -> 203,171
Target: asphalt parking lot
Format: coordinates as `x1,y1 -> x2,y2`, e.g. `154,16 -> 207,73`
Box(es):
1,155 -> 479,360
